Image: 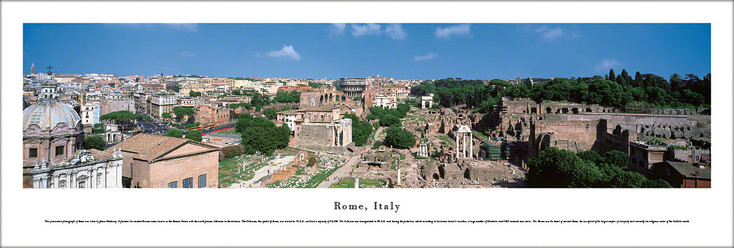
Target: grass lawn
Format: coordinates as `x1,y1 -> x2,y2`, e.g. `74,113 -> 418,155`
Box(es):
472,131 -> 489,141
329,177 -> 385,188
298,165 -> 340,188
437,135 -> 454,145
217,129 -> 241,135
218,155 -> 269,188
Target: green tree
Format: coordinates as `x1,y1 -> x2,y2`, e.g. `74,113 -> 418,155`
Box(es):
577,150 -> 602,163
173,106 -> 195,122
231,89 -> 241,95
603,150 -> 631,169
189,91 -> 202,97
383,127 -> 415,149
396,103 -> 411,118
372,141 -> 383,149
609,171 -> 646,188
527,147 -> 604,188
272,91 -> 300,103
161,112 -> 172,120
99,110 -> 141,132
264,108 -> 278,119
142,115 -> 152,120
185,130 -> 203,142
379,114 -> 400,127
608,69 -> 616,81
352,120 -> 374,146
237,114 -> 290,155
488,79 -> 510,87
166,128 -> 183,138
83,136 -> 105,150
641,178 -> 673,188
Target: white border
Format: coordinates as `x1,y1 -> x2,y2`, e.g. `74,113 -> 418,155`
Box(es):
2,1 -> 732,247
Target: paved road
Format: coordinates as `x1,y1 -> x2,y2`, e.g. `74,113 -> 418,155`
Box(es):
316,127 -> 387,188
374,126 -> 386,141
316,153 -> 364,188
138,119 -> 168,135
238,155 -> 295,188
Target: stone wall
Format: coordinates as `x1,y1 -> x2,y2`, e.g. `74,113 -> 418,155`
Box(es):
298,123 -> 332,147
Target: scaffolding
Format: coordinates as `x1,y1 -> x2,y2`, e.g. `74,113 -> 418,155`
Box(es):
485,142 -> 502,161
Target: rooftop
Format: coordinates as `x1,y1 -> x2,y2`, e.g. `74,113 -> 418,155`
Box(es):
107,133 -> 218,162
665,161 -> 711,179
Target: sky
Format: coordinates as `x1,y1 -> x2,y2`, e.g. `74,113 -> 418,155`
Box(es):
23,23 -> 710,80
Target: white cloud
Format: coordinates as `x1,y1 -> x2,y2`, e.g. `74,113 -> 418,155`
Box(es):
351,23 -> 381,37
167,23 -> 198,32
595,59 -> 621,72
179,51 -> 195,57
266,45 -> 302,61
329,23 -> 347,37
531,25 -> 580,42
384,24 -> 406,40
414,53 -> 438,62
434,24 -> 471,39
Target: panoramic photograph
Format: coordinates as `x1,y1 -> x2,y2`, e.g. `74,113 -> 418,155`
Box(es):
22,23 -> 711,189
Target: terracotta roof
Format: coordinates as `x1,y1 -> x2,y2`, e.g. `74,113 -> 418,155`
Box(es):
301,105 -> 337,112
106,133 -> 218,162
88,149 -> 114,161
665,161 -> 711,179
65,149 -> 114,163
278,109 -> 299,115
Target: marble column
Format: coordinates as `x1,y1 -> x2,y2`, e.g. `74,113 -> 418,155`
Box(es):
463,135 -> 467,158
469,133 -> 473,159
455,134 -> 459,159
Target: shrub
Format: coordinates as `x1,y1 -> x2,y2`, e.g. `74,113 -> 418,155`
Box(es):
83,135 -> 105,150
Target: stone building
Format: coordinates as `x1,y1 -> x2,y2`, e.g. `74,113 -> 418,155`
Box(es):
299,85 -> 355,109
372,93 -> 396,109
629,140 -> 667,174
277,106 -> 353,152
29,149 -> 124,188
23,79 -> 84,188
109,134 -> 220,188
100,99 -> 135,115
495,97 -> 711,163
139,83 -> 165,92
149,94 -> 177,120
195,104 -> 230,127
421,94 -> 434,109
81,101 -> 100,132
133,92 -> 152,115
339,77 -> 368,99
652,161 -> 710,188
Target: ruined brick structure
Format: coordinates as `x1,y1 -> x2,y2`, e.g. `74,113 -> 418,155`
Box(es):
277,106 -> 353,153
495,97 -> 711,160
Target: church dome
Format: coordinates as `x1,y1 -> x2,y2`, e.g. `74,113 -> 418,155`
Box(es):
23,100 -> 81,131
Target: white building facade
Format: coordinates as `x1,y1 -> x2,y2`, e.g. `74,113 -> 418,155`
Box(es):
30,149 -> 124,188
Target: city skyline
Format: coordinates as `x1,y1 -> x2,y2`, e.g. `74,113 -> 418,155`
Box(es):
24,23 -> 711,80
